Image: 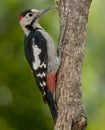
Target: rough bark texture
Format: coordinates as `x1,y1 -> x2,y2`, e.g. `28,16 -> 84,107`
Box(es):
55,0 -> 92,130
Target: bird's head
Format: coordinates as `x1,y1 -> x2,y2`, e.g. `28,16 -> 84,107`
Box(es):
18,8 -> 51,34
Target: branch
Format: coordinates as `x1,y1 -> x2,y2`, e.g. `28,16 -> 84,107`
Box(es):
54,0 -> 92,130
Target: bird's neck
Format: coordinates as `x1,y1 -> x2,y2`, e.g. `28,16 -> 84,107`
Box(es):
33,23 -> 43,30
25,23 -> 43,36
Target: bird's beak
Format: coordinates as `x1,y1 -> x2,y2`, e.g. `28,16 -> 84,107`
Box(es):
37,7 -> 51,18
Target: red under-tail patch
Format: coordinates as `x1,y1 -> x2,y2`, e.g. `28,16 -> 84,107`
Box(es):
46,74 -> 56,93
18,15 -> 23,21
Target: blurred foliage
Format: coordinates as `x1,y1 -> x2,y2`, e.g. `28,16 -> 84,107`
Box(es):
0,0 -> 105,130
83,0 -> 105,129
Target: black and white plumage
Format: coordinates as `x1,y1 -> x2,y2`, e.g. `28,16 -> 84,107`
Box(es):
18,8 -> 60,123
24,27 -> 48,97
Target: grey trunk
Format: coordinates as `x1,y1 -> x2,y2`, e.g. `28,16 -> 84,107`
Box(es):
54,0 -> 92,130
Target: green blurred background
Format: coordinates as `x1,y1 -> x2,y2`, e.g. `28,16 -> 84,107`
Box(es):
0,0 -> 105,130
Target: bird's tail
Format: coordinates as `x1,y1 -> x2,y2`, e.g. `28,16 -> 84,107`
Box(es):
44,91 -> 57,123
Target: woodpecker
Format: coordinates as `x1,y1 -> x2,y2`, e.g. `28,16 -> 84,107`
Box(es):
18,8 -> 60,123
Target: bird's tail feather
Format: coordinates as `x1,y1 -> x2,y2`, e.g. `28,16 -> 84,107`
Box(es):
45,91 -> 57,123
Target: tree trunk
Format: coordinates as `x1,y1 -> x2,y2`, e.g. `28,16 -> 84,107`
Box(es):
55,0 -> 92,130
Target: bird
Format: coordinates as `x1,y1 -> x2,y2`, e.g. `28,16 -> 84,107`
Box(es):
18,7 -> 60,123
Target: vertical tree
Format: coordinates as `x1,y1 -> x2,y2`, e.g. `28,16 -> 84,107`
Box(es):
55,0 -> 92,130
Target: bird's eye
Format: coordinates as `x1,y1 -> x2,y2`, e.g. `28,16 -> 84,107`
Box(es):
29,13 -> 33,17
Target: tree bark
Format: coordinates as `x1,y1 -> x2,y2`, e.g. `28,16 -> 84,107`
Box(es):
55,0 -> 92,130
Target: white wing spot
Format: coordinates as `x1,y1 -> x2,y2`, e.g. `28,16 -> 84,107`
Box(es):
39,83 -> 44,90
44,64 -> 46,68
43,92 -> 46,96
40,62 -> 46,68
32,39 -> 41,70
42,72 -> 46,77
37,73 -> 41,77
40,81 -> 46,87
43,91 -> 46,97
43,81 -> 46,86
40,83 -> 43,87
37,72 -> 46,78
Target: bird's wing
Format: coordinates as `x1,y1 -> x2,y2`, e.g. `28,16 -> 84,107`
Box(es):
24,29 -> 48,96
32,30 -> 48,96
